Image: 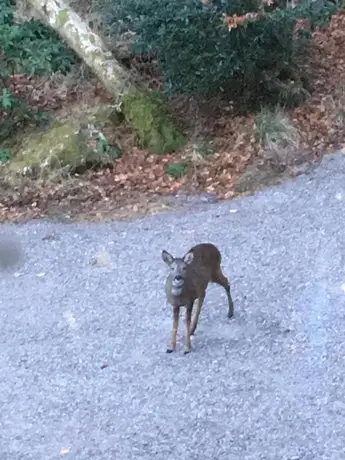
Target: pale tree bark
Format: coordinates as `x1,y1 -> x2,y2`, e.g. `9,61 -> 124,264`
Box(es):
24,0 -> 186,154
26,0 -> 136,102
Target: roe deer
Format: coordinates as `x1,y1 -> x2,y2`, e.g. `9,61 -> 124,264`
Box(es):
162,243 -> 234,354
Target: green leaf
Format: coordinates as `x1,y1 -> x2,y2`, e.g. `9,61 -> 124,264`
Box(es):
0,148 -> 11,163
165,162 -> 187,179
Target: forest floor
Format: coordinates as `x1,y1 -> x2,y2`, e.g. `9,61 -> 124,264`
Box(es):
1,10 -> 345,222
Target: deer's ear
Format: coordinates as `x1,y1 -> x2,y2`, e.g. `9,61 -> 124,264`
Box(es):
162,250 -> 174,265
183,251 -> 194,265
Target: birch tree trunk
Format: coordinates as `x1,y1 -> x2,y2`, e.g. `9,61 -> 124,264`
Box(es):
25,0 -> 186,154
26,0 -> 135,101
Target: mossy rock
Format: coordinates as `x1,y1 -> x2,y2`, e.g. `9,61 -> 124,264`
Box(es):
6,122 -> 92,177
80,103 -> 124,126
122,90 -> 186,154
55,103 -> 124,127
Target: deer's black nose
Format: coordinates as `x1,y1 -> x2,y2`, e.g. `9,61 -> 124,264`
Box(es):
175,275 -> 183,281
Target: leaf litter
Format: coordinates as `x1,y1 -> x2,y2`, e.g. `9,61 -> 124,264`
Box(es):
2,10 -> 345,222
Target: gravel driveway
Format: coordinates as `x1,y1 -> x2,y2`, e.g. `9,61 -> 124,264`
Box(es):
1,152 -> 345,460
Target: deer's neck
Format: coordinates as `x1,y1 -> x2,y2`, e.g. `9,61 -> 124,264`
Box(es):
165,275 -> 196,307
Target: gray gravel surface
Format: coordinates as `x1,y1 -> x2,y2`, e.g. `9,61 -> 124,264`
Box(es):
1,152 -> 345,460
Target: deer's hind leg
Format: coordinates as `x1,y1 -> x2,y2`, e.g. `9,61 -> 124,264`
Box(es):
212,267 -> 234,318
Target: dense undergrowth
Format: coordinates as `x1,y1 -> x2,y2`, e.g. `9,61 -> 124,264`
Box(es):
102,0 -> 341,109
0,0 -> 79,147
1,0 -> 345,222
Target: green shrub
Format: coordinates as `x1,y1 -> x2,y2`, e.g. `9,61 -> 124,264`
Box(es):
0,0 -> 79,77
0,0 -> 79,143
102,0 -> 341,108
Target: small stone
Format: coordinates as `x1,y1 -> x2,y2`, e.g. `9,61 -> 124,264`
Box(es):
90,248 -> 111,267
42,232 -> 60,241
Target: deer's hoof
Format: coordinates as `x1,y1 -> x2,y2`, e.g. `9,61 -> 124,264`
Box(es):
166,348 -> 174,353
184,349 -> 191,355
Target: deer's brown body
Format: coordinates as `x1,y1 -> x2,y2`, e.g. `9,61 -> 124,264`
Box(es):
162,243 -> 234,354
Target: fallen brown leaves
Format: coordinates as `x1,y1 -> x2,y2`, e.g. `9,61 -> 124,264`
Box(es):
291,10 -> 345,157
4,72 -> 111,114
2,10 -> 345,222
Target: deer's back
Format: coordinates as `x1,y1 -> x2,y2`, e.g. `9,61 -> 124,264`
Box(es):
187,243 -> 221,290
189,243 -> 221,267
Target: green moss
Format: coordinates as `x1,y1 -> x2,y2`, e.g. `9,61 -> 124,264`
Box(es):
90,104 -> 124,125
56,9 -> 69,28
122,90 -> 186,154
88,34 -> 96,45
7,122 -> 90,177
2,102 -> 128,179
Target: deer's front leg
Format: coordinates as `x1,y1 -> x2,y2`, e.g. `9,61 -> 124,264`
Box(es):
184,301 -> 194,354
166,306 -> 180,353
